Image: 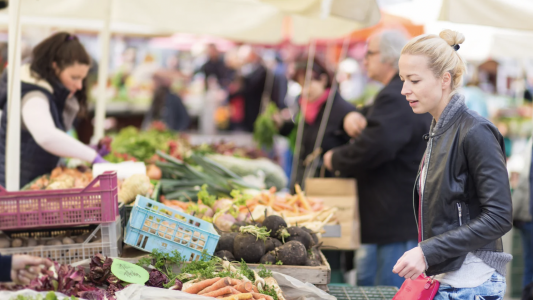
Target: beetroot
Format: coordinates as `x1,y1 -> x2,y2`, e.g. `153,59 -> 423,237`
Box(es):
263,215 -> 287,238
285,227 -> 313,250
260,251 -> 277,264
264,237 -> 282,253
276,241 -> 307,265
215,250 -> 235,261
233,233 -> 265,263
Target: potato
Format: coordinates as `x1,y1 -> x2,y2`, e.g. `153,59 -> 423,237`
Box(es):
46,239 -> 63,246
62,237 -> 75,245
0,238 -> 10,248
11,238 -> 23,248
27,238 -> 38,247
75,236 -> 86,244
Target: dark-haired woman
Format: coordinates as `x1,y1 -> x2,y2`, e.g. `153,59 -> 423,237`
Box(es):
0,32 -> 105,188
275,58 -> 359,187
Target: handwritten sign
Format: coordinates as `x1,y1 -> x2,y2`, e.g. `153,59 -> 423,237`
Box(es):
111,259 -> 149,284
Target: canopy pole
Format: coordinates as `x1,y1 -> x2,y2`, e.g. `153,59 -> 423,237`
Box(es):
91,0 -> 113,144
5,0 -> 22,191
289,40 -> 316,189
304,36 -> 350,180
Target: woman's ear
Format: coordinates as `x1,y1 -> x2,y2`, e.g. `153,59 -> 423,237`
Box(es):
442,72 -> 452,90
52,62 -> 60,75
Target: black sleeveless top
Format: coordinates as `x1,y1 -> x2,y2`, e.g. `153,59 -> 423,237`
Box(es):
0,75 -> 71,189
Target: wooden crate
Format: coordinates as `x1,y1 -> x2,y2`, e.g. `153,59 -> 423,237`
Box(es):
248,251 -> 331,290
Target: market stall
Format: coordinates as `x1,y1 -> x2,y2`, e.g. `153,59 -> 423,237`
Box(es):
0,0 -> 392,298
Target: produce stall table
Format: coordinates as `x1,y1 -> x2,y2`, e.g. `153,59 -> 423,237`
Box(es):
328,285 -> 398,300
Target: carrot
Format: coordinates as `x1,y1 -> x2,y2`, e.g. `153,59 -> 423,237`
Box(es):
252,293 -> 274,300
234,281 -> 253,293
221,293 -> 253,300
273,202 -> 293,210
202,286 -> 236,298
183,277 -> 221,294
252,293 -> 266,300
229,278 -> 242,286
199,277 -> 231,295
286,195 -> 299,206
269,186 -> 277,194
252,286 -> 259,293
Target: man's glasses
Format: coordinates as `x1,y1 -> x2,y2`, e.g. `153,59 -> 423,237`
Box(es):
365,50 -> 380,59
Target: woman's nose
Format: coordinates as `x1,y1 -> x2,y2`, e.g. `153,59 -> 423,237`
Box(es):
401,82 -> 410,96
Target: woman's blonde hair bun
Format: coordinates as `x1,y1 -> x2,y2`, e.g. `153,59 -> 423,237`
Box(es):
439,29 -> 465,47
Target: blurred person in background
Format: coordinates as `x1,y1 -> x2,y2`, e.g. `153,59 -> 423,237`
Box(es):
273,57 -> 357,188
239,45 -> 268,132
0,32 -> 108,189
323,30 -> 431,288
462,69 -> 489,119
142,72 -> 190,131
199,43 -> 230,89
510,138 -> 533,292
224,48 -> 246,130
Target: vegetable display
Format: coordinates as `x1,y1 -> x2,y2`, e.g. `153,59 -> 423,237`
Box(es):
206,154 -> 287,191
156,151 -> 260,201
136,249 -> 285,300
22,166 -> 93,191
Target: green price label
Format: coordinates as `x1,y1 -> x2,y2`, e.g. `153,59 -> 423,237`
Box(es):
111,259 -> 149,284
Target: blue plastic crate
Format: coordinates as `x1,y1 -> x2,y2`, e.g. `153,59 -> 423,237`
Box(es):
124,195 -> 219,261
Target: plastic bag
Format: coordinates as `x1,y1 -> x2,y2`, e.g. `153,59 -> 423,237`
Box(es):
272,272 -> 336,300
0,289 -> 74,300
115,284 -> 213,300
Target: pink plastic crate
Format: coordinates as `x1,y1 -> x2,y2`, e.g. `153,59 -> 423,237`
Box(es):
0,171 -> 118,230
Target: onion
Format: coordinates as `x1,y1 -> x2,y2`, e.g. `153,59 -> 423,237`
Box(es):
214,214 -> 236,232
213,199 -> 233,213
198,204 -> 214,218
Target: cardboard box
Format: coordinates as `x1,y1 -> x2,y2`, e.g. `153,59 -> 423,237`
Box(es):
305,178 -> 360,250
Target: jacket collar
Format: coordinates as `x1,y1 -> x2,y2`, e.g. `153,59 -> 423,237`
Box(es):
20,64 -> 54,93
20,64 -> 71,102
430,93 -> 468,136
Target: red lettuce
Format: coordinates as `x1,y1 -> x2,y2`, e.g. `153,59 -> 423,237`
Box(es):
88,254 -> 114,285
146,269 -> 169,288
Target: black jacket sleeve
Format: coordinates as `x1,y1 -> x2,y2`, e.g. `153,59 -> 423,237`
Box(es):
0,254 -> 12,282
420,122 -> 513,266
330,92 -> 414,178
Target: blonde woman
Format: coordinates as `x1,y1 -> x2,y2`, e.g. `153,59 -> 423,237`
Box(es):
392,30 -> 513,299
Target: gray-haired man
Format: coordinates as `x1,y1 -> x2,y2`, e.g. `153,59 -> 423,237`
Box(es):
323,30 -> 432,287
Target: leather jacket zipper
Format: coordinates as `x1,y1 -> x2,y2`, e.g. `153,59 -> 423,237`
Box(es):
457,203 -> 463,226
419,135 -> 433,241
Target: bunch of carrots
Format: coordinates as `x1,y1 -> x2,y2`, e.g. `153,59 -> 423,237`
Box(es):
244,185 -> 325,217
183,277 -> 273,300
161,184 -> 327,218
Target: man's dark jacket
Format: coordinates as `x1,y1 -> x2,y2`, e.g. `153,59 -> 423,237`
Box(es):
331,75 -> 432,244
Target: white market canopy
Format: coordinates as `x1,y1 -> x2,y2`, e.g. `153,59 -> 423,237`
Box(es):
438,0 -> 533,32
0,0 -> 381,44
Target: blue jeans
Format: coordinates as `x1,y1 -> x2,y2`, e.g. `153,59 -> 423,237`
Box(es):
434,272 -> 506,300
516,221 -> 533,288
355,240 -> 418,288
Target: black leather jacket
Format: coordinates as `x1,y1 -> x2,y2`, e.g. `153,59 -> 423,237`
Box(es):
418,104 -> 513,276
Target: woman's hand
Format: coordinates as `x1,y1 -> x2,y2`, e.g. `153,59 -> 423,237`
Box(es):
392,247 -> 427,280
